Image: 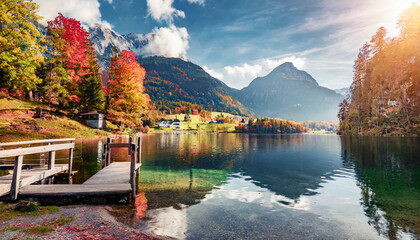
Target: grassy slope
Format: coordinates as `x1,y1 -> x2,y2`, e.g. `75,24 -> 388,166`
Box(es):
0,98 -> 109,142
152,113 -> 236,133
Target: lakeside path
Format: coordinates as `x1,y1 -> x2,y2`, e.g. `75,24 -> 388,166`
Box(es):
0,204 -> 159,240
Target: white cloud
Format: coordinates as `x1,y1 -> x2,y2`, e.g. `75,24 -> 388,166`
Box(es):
266,0 -> 420,89
142,25 -> 189,60
224,63 -> 262,82
263,57 -> 305,71
105,0 -> 113,3
146,0 -> 185,23
34,0 -> 112,29
220,56 -> 306,89
290,0 -> 418,37
187,0 -> 205,5
202,66 -> 224,80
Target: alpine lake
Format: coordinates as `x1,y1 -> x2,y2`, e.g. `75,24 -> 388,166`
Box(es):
67,133 -> 419,240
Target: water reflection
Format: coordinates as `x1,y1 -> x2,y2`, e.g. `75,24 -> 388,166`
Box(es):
341,136 -> 420,239
68,134 -> 419,239
71,138 -> 104,183
134,134 -> 419,239
239,134 -> 343,200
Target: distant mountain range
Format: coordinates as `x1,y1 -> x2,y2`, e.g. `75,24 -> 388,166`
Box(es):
333,87 -> 350,97
88,24 -> 148,58
88,24 -> 344,121
140,56 -> 246,115
237,63 -> 343,121
88,24 -> 148,68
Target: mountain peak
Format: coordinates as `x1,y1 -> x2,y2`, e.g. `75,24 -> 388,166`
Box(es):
267,62 -> 318,86
278,62 -> 295,68
239,62 -> 343,121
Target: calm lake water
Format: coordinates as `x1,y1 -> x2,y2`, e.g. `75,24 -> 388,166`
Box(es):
71,134 -> 419,240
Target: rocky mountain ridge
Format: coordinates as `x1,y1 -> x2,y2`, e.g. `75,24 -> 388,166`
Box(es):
88,24 -> 343,121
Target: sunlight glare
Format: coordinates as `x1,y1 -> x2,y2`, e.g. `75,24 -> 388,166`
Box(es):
381,0 -> 420,35
389,0 -> 419,19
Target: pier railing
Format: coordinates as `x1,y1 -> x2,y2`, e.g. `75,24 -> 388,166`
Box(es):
0,138 -> 75,200
102,135 -> 142,198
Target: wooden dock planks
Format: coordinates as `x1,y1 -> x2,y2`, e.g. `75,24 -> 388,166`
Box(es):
1,136 -> 142,201
19,184 -> 132,197
83,162 -> 141,185
18,162 -> 141,198
0,164 -> 68,197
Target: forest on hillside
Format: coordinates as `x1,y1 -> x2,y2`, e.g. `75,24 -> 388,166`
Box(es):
338,5 -> 420,136
0,1 -> 151,131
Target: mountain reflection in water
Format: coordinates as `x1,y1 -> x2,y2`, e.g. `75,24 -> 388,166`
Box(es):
72,134 -> 419,240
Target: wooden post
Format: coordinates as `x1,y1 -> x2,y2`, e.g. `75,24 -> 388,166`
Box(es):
40,152 -> 46,168
137,136 -> 142,164
68,140 -> 74,183
102,143 -> 107,168
10,155 -> 23,200
106,138 -> 111,167
48,142 -> 54,170
130,143 -> 136,199
48,151 -> 56,170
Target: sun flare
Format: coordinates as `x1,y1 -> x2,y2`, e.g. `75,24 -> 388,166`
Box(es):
389,0 -> 420,19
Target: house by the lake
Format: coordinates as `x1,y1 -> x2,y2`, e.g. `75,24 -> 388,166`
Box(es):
81,112 -> 105,129
157,119 -> 181,129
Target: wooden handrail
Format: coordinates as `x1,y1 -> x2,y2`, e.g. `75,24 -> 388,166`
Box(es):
109,143 -> 131,148
102,135 -> 142,199
0,143 -> 75,158
0,138 -> 75,147
0,138 -> 75,200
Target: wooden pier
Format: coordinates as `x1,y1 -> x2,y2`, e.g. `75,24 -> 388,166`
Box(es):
0,138 -> 75,200
0,136 -> 142,203
19,162 -> 141,198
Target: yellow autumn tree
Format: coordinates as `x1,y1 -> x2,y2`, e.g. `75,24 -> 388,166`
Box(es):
107,50 -> 150,130
0,0 -> 45,95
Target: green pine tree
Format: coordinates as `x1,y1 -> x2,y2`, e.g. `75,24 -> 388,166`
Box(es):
79,39 -> 104,112
79,72 -> 104,112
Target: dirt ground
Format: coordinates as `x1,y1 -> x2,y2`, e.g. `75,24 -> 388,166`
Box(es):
0,203 -> 160,240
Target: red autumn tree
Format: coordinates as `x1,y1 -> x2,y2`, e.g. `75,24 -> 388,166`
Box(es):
46,13 -> 91,107
48,13 -> 90,82
107,50 -> 150,130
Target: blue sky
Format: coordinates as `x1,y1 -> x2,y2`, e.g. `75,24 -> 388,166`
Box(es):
35,0 -> 419,90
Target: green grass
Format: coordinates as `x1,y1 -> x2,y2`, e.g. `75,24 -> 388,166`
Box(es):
18,203 -> 40,212
210,112 -> 234,119
0,213 -> 74,235
0,203 -> 60,221
150,122 -> 236,133
51,214 -> 75,226
1,224 -> 20,232
0,203 -> 72,235
23,225 -> 55,234
198,123 -> 236,132
0,98 -> 48,110
0,98 -> 109,141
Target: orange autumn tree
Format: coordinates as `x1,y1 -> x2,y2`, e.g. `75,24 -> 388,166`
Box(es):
107,50 -> 150,130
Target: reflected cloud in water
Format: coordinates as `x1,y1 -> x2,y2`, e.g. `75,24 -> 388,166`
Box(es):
72,134 -> 419,239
